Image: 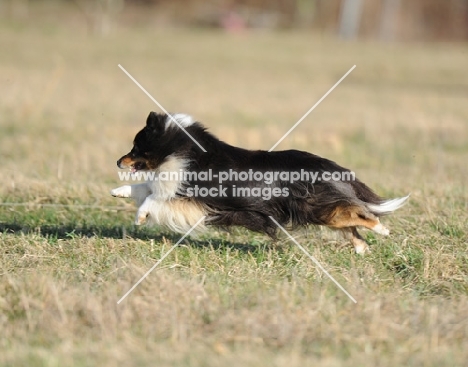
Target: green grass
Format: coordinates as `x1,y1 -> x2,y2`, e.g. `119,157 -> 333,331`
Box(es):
1,4 -> 468,366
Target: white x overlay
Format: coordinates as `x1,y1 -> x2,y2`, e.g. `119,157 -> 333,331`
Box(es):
118,64 -> 207,152
269,217 -> 357,303
117,216 -> 206,304
269,65 -> 356,151
116,64 -> 357,304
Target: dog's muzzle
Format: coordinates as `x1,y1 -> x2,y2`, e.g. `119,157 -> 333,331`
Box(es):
117,158 -> 123,169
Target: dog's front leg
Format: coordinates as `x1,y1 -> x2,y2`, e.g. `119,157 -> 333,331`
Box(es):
134,194 -> 159,225
111,183 -> 151,206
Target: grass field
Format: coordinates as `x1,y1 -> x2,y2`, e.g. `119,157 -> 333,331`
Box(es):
1,5 -> 468,366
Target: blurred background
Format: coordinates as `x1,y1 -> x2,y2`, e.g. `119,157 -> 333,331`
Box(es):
1,0 -> 467,201
3,0 -> 468,39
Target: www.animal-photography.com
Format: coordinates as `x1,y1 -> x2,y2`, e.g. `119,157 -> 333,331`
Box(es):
1,1 -> 467,366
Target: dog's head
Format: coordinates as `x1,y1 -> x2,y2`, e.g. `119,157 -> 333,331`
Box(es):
116,112 -> 195,172
117,112 -> 169,172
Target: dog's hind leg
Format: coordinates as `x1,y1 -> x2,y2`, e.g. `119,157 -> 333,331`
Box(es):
326,205 -> 390,236
341,227 -> 369,254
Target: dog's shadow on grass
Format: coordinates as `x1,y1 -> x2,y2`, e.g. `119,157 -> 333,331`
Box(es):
0,222 -> 264,253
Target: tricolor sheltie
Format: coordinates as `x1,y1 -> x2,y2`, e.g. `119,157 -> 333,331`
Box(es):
111,112 -> 408,254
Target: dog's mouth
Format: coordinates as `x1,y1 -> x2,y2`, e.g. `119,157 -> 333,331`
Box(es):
117,156 -> 147,172
130,161 -> 145,173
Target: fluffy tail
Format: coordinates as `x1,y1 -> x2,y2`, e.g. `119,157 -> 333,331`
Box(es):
366,194 -> 410,215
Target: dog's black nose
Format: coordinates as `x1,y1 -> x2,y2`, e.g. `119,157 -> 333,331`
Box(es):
117,159 -> 121,168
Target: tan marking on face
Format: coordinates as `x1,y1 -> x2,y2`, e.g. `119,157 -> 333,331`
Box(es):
118,155 -> 148,170
119,156 -> 135,168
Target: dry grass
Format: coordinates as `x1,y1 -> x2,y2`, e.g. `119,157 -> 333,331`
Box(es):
1,4 -> 468,366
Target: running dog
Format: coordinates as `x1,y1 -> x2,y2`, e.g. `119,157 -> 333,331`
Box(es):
111,112 -> 409,253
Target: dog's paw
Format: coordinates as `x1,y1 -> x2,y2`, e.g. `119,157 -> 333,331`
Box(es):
353,239 -> 370,255
135,211 -> 148,225
372,223 -> 390,236
111,186 -> 132,198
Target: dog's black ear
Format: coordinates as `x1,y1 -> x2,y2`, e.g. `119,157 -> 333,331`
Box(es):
145,111 -> 164,135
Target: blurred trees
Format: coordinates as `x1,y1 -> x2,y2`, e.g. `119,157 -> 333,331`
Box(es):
127,0 -> 468,40
332,0 -> 468,40
2,0 -> 468,40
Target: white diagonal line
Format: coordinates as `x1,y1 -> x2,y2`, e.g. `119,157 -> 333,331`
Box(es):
268,216 -> 357,303
269,65 -> 356,152
118,64 -> 207,153
117,216 -> 206,304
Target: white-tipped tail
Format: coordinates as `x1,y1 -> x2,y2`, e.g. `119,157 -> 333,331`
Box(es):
367,194 -> 410,214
